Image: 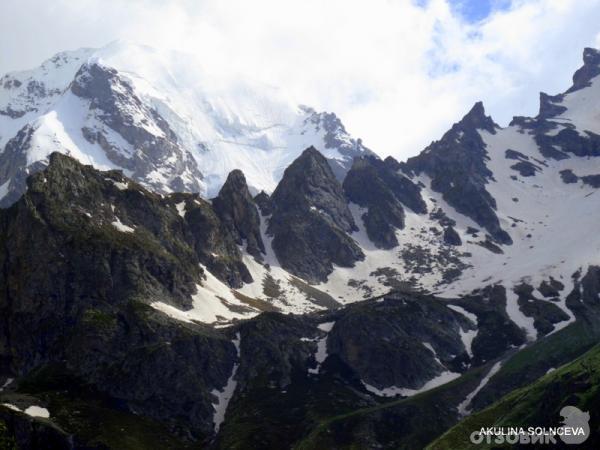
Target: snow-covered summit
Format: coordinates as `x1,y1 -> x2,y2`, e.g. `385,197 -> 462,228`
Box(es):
0,41 -> 373,204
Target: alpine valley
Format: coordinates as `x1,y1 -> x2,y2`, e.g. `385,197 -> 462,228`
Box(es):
1,43 -> 600,449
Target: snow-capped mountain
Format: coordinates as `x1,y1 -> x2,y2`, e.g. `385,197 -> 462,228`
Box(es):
208,47 -> 600,339
3,41 -> 600,343
147,44 -> 600,361
0,41 -> 373,205
3,45 -> 600,449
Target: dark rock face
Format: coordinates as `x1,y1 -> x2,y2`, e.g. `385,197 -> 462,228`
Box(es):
506,148 -> 541,177
510,160 -> 540,177
536,128 -> 600,159
452,285 -> 527,366
538,278 -> 564,299
581,174 -> 600,188
567,47 -> 600,94
513,284 -> 570,336
0,154 -> 244,440
236,313 -> 317,391
538,92 -> 567,119
71,63 -> 204,194
402,102 -> 512,245
567,266 -> 600,321
253,190 -> 272,216
505,149 -> 529,160
0,125 -> 38,207
212,170 -> 265,260
443,226 -> 462,246
271,147 -> 357,233
180,194 -> 252,288
327,294 -> 472,390
560,169 -> 579,184
268,147 -> 364,283
343,155 -> 426,248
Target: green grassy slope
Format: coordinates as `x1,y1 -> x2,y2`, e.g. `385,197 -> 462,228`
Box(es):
428,343 -> 600,450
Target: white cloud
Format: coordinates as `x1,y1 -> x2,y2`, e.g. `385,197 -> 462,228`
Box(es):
1,0 -> 599,161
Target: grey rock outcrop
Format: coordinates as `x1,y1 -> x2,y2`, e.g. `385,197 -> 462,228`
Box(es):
268,147 -> 364,283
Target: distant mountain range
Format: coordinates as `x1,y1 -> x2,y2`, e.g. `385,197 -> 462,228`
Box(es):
0,41 -> 373,206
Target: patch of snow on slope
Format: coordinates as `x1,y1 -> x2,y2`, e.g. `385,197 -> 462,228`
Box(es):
422,342 -> 444,367
317,203 -> 405,302
447,305 -> 478,358
548,274 -> 576,334
0,403 -> 50,419
1,403 -> 20,412
0,378 -> 14,392
505,287 -> 537,341
238,212 -> 328,314
175,201 -> 186,218
110,179 -> 128,190
308,321 -> 335,375
111,217 -> 135,233
457,360 -> 503,416
151,266 -> 259,325
24,406 -> 50,418
363,369 -> 460,398
212,332 -> 241,433
0,181 -> 9,201
438,125 -> 599,319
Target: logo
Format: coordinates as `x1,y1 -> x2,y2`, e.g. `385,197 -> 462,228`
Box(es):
559,406 -> 590,445
469,405 -> 590,446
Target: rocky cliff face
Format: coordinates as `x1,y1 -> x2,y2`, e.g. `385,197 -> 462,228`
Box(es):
72,62 -> 205,194
0,154 -> 242,440
343,155 -> 426,248
402,102 -> 512,245
212,170 -> 265,260
268,147 -> 364,282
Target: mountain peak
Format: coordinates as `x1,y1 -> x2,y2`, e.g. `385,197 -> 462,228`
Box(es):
0,43 -> 374,205
458,101 -> 497,133
221,169 -> 248,190
567,47 -> 600,93
270,146 -> 358,229
537,91 -> 567,119
268,147 -> 363,282
213,168 -> 265,259
583,47 -> 600,66
300,145 -> 323,160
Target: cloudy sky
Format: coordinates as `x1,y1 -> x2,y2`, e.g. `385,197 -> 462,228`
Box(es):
1,0 -> 600,160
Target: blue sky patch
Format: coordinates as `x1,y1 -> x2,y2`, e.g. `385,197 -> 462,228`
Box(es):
416,0 -> 513,22
451,0 -> 512,22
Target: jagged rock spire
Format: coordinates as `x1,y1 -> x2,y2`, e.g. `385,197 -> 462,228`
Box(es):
268,146 -> 363,283
213,169 -> 265,260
